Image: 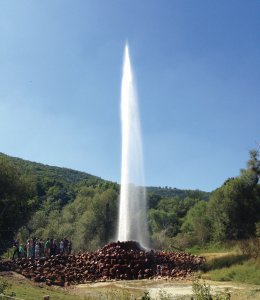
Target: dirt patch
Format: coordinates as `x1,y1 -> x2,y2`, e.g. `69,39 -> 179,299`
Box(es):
1,271 -> 259,300
74,278 -> 255,299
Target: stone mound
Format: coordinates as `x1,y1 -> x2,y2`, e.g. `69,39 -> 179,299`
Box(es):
0,241 -> 205,287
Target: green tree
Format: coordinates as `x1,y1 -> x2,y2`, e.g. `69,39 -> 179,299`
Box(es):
245,149 -> 260,179
181,201 -> 211,245
208,150 -> 260,241
0,157 -> 36,252
148,208 -> 178,235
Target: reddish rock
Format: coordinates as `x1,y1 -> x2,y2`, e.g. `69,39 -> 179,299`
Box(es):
0,240 -> 205,286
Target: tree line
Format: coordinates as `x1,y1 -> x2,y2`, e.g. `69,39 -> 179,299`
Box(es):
0,150 -> 259,254
149,149 -> 260,249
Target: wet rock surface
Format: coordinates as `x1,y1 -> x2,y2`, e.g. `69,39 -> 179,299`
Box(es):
0,241 -> 205,287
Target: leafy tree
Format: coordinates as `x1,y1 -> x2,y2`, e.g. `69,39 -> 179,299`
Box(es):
245,149 -> 260,179
181,201 -> 211,245
148,209 -> 178,235
208,150 -> 260,241
147,193 -> 162,209
0,157 -> 36,252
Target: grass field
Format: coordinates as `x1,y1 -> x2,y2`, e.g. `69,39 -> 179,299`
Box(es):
201,254 -> 260,285
0,272 -> 81,300
187,240 -> 260,286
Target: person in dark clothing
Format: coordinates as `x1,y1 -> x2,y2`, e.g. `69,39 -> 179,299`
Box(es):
39,239 -> 44,257
12,240 -> 20,260
31,237 -> 36,259
63,237 -> 69,255
50,238 -> 54,256
68,240 -> 72,254
53,239 -> 58,255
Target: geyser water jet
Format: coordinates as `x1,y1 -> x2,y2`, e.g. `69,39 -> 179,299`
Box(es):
117,43 -> 149,248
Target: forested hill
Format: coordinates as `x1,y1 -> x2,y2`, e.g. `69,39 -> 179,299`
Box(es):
147,186 -> 209,201
0,152 -> 117,253
0,152 -> 208,200
0,152 -> 209,253
0,152 -> 101,185
1,150 -> 259,254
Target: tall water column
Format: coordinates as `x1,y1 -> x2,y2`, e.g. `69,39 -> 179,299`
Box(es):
117,43 -> 149,248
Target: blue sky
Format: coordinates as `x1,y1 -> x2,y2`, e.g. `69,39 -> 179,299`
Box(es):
0,0 -> 259,192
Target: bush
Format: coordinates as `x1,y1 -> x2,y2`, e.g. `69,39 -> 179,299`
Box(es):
141,289 -> 171,300
172,233 -> 199,250
191,278 -> 231,300
238,237 -> 260,259
140,292 -> 151,300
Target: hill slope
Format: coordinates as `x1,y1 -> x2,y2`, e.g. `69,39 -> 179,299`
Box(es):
0,152 -> 101,185
0,152 -> 209,253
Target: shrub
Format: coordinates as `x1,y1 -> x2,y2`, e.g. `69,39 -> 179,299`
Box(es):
173,232 -> 198,249
191,278 -> 231,300
140,292 -> 151,300
238,237 -> 260,258
141,289 -> 171,300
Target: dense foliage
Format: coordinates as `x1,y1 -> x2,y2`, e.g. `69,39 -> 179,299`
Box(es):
172,150 -> 260,248
0,153 -> 118,253
0,150 -> 259,254
0,156 -> 36,252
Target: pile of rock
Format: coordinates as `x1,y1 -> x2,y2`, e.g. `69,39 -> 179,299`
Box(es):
0,241 -> 205,286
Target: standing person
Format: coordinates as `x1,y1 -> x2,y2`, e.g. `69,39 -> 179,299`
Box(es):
39,239 -> 44,257
19,243 -> 25,258
27,239 -> 33,258
29,239 -> 33,258
12,240 -> 19,260
50,238 -> 54,256
26,239 -> 30,258
60,239 -> 64,255
63,237 -> 68,255
44,238 -> 50,257
35,241 -> 40,258
53,239 -> 58,255
68,240 -> 72,254
31,237 -> 36,259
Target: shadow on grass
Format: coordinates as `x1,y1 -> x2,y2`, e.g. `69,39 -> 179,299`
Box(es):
202,254 -> 249,272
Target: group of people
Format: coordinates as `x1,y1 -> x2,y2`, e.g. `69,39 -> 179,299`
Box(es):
13,237 -> 72,260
